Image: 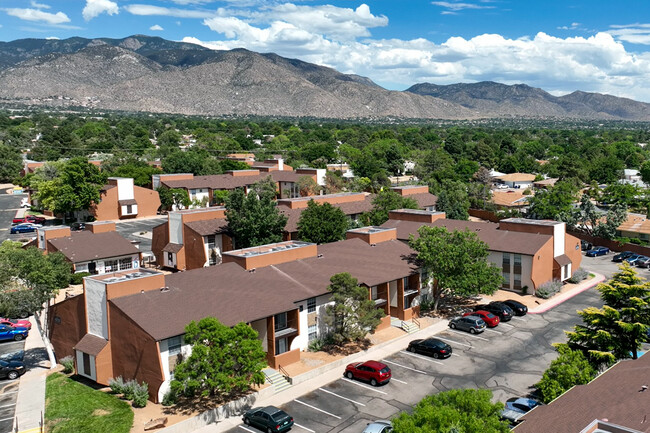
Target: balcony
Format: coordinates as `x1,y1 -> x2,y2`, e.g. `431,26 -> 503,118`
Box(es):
274,316 -> 299,338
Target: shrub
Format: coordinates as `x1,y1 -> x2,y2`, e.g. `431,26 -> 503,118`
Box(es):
535,280 -> 562,299
568,268 -> 589,284
122,379 -> 138,400
161,389 -> 177,407
60,356 -> 74,374
108,376 -> 126,395
132,382 -> 149,408
69,272 -> 91,285
308,337 -> 324,352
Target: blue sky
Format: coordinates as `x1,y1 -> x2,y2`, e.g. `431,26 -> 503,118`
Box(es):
3,0 -> 650,101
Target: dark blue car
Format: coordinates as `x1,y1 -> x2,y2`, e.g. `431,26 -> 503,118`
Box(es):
10,224 -> 36,234
0,325 -> 28,342
586,246 -> 609,257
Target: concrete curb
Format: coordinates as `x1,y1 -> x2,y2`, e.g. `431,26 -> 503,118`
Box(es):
175,320 -> 449,433
528,273 -> 606,314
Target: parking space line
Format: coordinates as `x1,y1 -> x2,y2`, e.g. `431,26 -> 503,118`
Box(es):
451,353 -> 461,357
294,423 -> 316,433
239,426 -> 257,433
434,336 -> 473,347
400,351 -> 444,365
485,328 -> 503,335
342,378 -> 388,394
391,378 -> 408,384
383,359 -> 427,374
0,417 -> 13,422
448,330 -> 489,341
319,388 -> 366,406
0,404 -> 15,409
294,399 -> 342,419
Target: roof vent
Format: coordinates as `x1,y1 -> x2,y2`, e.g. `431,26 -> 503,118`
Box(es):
249,268 -> 256,273
317,254 -> 323,258
140,290 -> 145,294
160,287 -> 170,293
370,243 -> 376,247
641,385 -> 648,392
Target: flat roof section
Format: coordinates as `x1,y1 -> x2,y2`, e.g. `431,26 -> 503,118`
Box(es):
223,240 -> 314,258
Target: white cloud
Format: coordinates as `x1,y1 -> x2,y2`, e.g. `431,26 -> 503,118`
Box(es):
150,24 -> 164,31
123,4 -> 216,19
30,1 -> 50,9
557,22 -> 581,30
432,1 -> 496,12
4,8 -> 70,24
608,24 -> 650,45
46,36 -> 59,40
82,0 -> 118,21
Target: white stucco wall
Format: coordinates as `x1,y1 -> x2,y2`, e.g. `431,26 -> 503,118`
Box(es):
115,178 -> 134,200
553,222 -> 566,257
169,213 -> 183,245
250,319 -> 268,352
293,294 -> 333,351
85,278 -> 108,339
75,350 -> 96,381
157,337 -> 192,402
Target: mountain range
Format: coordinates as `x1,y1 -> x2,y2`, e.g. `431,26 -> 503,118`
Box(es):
0,35 -> 649,121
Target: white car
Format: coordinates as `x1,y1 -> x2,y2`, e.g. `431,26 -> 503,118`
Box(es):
363,421 -> 392,433
496,184 -> 509,189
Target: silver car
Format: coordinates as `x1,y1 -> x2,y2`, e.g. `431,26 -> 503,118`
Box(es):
449,316 -> 487,334
363,420 -> 392,433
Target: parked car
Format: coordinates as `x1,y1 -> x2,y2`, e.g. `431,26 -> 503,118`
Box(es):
243,406 -> 294,433
502,299 -> 528,316
0,350 -> 24,362
506,397 -> 543,414
0,325 -> 28,342
363,421 -> 393,433
0,318 -> 31,330
449,316 -> 486,334
463,310 -> 500,327
344,360 -> 391,386
637,256 -> 650,268
407,337 -> 452,359
70,222 -> 85,231
12,216 -> 45,225
474,302 -> 513,322
0,360 -> 26,380
10,224 -> 36,234
612,251 -> 636,262
625,254 -> 644,266
586,246 -> 609,257
580,240 -> 593,251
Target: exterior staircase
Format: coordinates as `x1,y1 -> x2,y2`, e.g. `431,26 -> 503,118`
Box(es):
263,368 -> 292,393
390,317 -> 420,334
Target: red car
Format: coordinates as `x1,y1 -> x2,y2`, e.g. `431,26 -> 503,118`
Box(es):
344,360 -> 391,386
463,310 -> 500,328
12,216 -> 45,225
0,318 -> 31,330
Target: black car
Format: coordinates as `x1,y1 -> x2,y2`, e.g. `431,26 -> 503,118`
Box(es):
70,222 -> 85,231
407,337 -> 452,359
0,360 -> 26,380
243,406 -> 294,433
580,240 -> 593,251
612,251 -> 635,262
474,302 -> 513,322
502,299 -> 527,316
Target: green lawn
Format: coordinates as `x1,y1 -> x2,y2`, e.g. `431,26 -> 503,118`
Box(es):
45,373 -> 134,433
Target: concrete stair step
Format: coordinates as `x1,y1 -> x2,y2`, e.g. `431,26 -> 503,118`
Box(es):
263,368 -> 292,393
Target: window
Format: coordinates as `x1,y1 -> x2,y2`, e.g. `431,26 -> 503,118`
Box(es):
82,352 -> 91,376
119,258 -> 132,270
104,259 -> 118,272
274,312 -> 287,331
126,205 -> 133,214
206,235 -> 216,248
503,272 -> 510,288
168,336 -> 182,356
502,253 -> 510,267
308,324 -> 317,341
514,274 -> 521,289
404,294 -> 411,309
514,254 -> 521,266
403,277 -> 410,289
371,286 -> 378,300
307,297 -> 316,313
276,337 -> 288,355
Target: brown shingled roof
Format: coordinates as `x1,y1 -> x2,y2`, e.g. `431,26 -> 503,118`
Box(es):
185,219 -> 228,236
110,238 -> 417,341
162,243 -> 183,253
381,218 -> 552,256
118,199 -> 137,206
74,334 -> 108,356
280,196 -> 374,233
161,171 -> 303,191
515,355 -> 650,433
408,192 -> 437,209
49,231 -> 140,263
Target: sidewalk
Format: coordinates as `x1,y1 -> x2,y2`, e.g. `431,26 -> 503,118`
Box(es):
14,316 -> 49,433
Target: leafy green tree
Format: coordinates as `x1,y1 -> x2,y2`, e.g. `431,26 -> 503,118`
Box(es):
599,183 -> 640,208
572,194 -> 627,240
103,157 -> 162,187
170,318 -> 266,398
561,263 -> 650,367
157,186 -> 190,211
296,176 -> 320,197
409,226 -> 502,312
392,389 -> 509,433
536,345 -> 597,404
225,177 -> 287,248
0,143 -> 23,182
32,157 -> 107,219
640,160 -> 650,185
0,241 -> 72,368
435,180 -> 470,220
297,201 -> 348,244
322,273 -> 384,345
362,189 -> 419,226
527,180 -> 578,220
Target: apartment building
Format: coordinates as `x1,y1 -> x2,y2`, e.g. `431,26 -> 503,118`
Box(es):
37,223 -> 142,274
382,210 -> 582,294
151,207 -> 233,271
90,177 -> 161,221
49,228 -> 421,402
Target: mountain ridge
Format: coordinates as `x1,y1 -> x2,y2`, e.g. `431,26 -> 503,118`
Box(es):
0,35 -> 648,121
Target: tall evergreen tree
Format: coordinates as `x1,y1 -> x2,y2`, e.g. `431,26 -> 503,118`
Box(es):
297,200 -> 348,244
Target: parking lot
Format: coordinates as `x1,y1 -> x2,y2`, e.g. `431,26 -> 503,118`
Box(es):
227,287 -> 602,433
0,339 -> 26,433
113,217 -> 166,254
